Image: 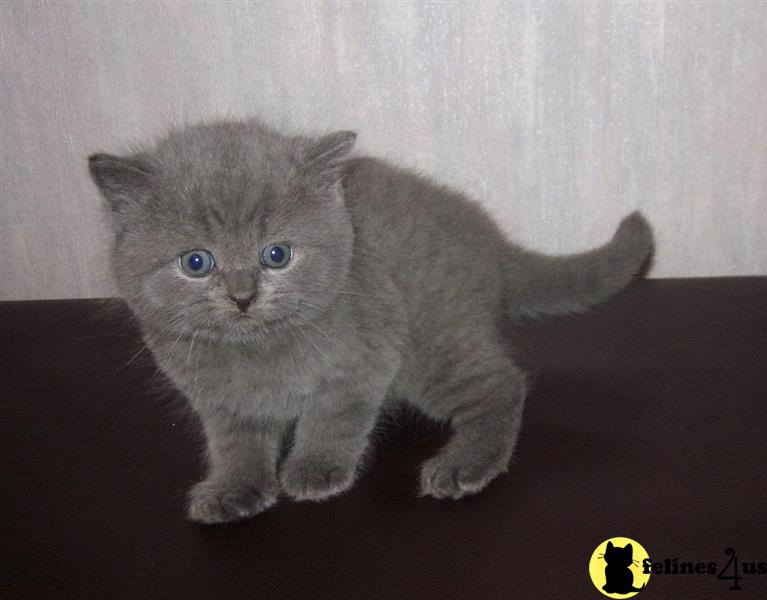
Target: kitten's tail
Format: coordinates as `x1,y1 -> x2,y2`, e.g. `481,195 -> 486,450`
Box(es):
504,211 -> 654,319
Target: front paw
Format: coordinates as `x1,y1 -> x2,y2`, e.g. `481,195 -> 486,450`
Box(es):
187,478 -> 278,524
419,452 -> 505,500
279,455 -> 356,502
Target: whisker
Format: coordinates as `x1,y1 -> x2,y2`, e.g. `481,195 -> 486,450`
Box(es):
272,294 -> 396,320
122,343 -> 149,368
293,322 -> 333,364
284,326 -> 300,373
186,329 -> 199,369
295,299 -> 325,312
302,319 -> 342,349
271,288 -> 394,301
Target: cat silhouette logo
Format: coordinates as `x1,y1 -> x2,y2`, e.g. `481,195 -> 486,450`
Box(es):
589,537 -> 652,597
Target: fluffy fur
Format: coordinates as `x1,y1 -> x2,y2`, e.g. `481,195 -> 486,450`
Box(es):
88,118 -> 653,523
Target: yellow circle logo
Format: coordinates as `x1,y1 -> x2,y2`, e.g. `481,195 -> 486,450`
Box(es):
589,537 -> 651,597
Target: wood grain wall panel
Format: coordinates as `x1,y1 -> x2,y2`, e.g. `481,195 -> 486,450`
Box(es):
1,1 -> 765,299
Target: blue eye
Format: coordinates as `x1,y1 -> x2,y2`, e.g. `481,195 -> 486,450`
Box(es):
179,250 -> 215,277
260,243 -> 292,268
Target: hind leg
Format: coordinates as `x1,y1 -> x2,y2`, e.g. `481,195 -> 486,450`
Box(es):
417,345 -> 527,499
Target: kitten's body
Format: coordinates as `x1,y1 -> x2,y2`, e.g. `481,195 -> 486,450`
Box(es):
89,119 -> 653,523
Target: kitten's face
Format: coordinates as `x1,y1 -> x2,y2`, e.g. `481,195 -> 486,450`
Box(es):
89,121 -> 356,344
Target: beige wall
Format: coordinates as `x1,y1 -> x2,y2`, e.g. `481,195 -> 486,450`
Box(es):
2,1 -> 766,301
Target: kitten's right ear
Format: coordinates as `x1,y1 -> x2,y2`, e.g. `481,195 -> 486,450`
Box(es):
300,131 -> 357,190
305,130 -> 357,167
607,541 -> 614,550
88,153 -> 154,212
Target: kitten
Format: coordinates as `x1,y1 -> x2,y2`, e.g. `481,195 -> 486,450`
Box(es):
603,541 -> 645,594
88,118 -> 653,524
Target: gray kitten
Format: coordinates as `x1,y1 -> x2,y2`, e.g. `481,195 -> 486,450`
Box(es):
88,118 -> 653,524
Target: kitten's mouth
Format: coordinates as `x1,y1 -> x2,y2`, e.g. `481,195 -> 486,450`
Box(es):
227,310 -> 287,327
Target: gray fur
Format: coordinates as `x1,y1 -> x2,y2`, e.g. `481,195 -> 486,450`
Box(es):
88,118 -> 653,524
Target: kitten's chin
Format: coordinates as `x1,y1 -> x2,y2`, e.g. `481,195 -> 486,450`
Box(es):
146,308 -> 294,348
204,311 -> 294,345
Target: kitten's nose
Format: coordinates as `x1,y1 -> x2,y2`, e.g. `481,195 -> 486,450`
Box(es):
226,292 -> 256,312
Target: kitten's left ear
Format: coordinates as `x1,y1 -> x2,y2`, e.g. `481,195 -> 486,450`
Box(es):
88,153 -> 155,212
302,130 -> 356,188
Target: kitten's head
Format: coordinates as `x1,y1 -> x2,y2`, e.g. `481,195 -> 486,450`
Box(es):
89,119 -> 357,344
604,541 -> 633,566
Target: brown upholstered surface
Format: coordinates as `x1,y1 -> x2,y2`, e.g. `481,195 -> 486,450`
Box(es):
2,278 -> 766,599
